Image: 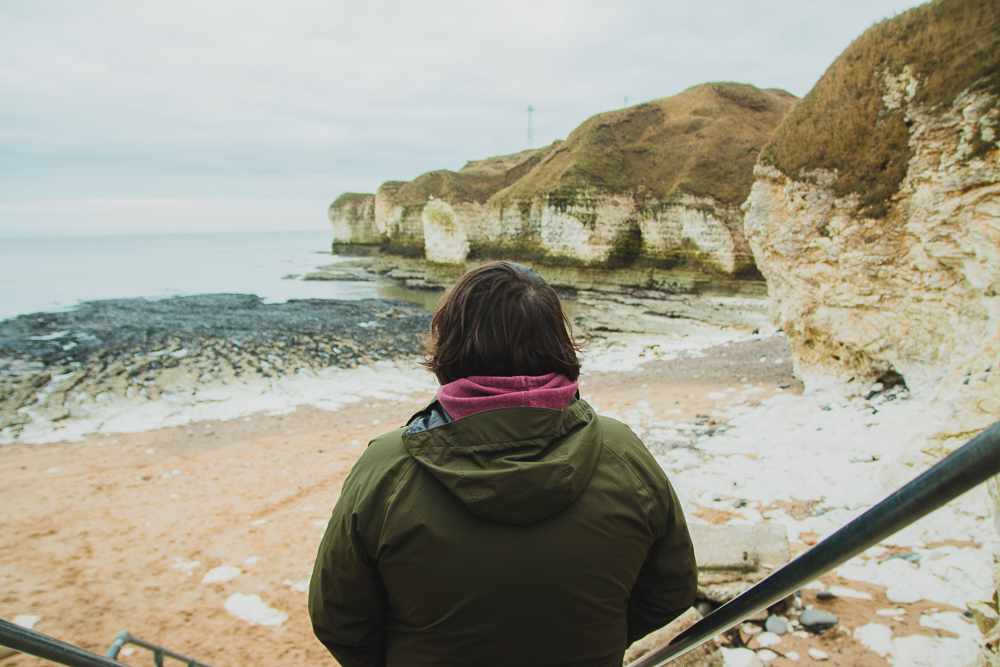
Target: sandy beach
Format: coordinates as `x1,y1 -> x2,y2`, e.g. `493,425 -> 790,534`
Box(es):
1,317 -> 993,667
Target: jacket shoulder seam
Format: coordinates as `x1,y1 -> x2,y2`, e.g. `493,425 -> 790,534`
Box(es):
372,452 -> 418,555
602,440 -> 661,532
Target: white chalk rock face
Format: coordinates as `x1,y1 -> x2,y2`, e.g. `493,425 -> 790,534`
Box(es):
374,181 -> 405,238
422,200 -> 471,265
363,83 -> 794,273
743,0 -> 1000,469
328,193 -> 380,244
638,195 -> 743,274
745,0 -> 1000,629
482,191 -> 748,270
745,79 -> 1000,401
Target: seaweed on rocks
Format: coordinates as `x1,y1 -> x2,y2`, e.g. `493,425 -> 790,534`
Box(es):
0,294 -> 431,438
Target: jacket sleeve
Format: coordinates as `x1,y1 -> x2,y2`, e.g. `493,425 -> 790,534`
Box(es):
309,482 -> 388,667
626,478 -> 698,644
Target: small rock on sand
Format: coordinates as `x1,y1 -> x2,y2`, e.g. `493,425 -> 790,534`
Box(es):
798,609 -> 838,631
719,647 -> 763,667
885,584 -> 923,604
764,616 -> 787,635
755,631 -> 781,647
202,565 -> 241,583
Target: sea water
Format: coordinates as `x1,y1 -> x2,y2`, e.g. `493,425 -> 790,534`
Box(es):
0,231 -> 433,321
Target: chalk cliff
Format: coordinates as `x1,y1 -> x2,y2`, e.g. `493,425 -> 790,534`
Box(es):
371,83 -> 796,274
744,0 -> 999,405
373,148 -> 557,261
744,0 -> 1000,637
328,193 -> 379,246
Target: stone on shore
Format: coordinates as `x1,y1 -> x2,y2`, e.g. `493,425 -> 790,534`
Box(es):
808,647 -> 829,661
885,585 -> 923,604
798,609 -> 838,631
718,647 -> 763,667
689,524 -> 790,603
764,616 -> 787,635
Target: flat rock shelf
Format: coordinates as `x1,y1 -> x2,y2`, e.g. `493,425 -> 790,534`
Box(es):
0,294 -> 430,438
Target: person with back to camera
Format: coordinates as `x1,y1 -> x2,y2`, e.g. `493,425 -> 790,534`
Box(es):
309,261 -> 697,667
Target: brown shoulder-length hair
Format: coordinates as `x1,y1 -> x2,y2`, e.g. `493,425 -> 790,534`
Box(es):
422,261 -> 582,384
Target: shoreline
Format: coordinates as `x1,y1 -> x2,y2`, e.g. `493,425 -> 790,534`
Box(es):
0,288 -> 772,444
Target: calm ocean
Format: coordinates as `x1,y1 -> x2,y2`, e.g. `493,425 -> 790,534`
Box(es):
0,231 -> 433,321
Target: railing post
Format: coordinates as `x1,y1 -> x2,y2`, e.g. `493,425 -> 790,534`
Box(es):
104,630 -> 130,659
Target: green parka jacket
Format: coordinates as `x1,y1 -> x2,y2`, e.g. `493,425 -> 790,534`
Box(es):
309,399 -> 697,667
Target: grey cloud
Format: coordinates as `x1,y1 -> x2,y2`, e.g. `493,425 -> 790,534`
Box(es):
0,0 -> 925,236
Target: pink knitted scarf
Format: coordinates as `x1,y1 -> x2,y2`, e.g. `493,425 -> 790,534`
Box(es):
436,373 -> 579,420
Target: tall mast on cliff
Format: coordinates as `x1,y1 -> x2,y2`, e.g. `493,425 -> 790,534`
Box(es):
527,105 -> 534,149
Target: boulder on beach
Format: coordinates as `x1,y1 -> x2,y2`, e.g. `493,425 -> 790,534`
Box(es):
690,523 -> 790,603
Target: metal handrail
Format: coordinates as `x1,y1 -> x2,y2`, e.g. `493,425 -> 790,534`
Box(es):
0,621 -> 214,667
628,419 -> 1000,667
106,630 -> 215,667
0,619 -> 122,667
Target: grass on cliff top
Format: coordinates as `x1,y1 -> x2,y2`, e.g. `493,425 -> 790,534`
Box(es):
763,0 -> 1000,218
387,145 -> 562,208
329,192 -> 374,210
490,82 -> 797,208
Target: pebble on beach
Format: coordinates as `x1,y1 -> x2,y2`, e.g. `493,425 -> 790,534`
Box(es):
798,609 -> 838,631
854,623 -> 894,658
808,647 -> 829,660
202,565 -> 242,584
764,615 -> 788,635
756,648 -> 777,662
694,600 -> 714,616
720,647 -> 763,667
755,631 -> 781,647
885,585 -> 923,604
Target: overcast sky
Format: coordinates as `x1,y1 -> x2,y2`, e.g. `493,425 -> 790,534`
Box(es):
0,0 -> 926,237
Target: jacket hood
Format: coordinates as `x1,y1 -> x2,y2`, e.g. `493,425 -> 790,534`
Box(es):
402,400 -> 602,526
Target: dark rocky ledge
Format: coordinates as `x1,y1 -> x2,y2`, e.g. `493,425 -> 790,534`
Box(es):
0,294 -> 430,436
